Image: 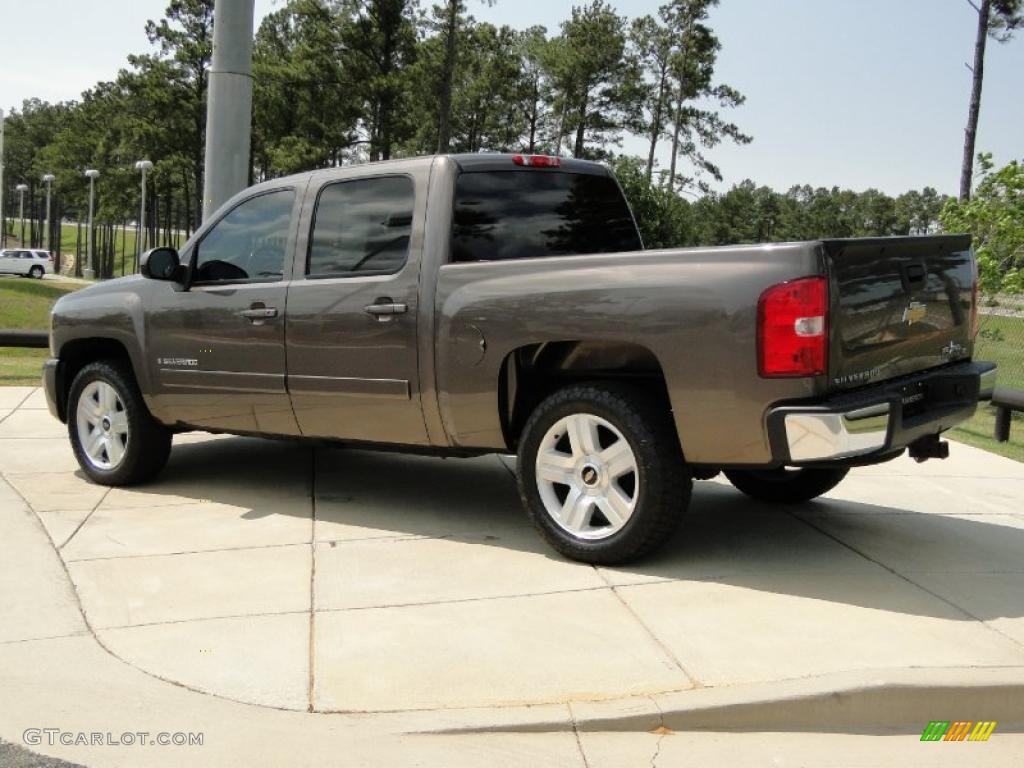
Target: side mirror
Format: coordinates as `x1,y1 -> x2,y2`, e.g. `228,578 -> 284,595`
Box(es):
140,247 -> 183,281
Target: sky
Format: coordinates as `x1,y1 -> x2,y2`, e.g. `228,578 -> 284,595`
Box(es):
1,0 -> 1021,196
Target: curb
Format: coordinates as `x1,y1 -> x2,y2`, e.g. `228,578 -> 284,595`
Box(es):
429,667 -> 1024,735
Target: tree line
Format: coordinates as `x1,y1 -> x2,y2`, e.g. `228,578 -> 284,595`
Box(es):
0,0 -> 1019,290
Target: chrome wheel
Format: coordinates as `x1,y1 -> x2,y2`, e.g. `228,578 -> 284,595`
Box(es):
75,380 -> 129,471
534,412 -> 639,540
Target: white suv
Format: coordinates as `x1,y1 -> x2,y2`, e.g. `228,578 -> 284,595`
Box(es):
0,249 -> 52,278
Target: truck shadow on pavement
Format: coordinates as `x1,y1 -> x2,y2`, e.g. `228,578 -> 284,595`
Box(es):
112,434 -> 1024,625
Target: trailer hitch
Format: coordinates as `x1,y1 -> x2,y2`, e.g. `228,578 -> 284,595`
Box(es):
908,434 -> 949,463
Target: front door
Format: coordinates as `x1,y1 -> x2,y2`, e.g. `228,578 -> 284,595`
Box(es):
285,173 -> 429,445
147,187 -> 301,435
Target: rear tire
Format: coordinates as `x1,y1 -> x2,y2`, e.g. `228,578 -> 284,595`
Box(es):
724,466 -> 849,504
68,360 -> 171,486
30,265 -> 44,279
517,382 -> 691,565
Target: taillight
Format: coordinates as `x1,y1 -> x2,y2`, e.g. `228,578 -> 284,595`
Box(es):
512,154 -> 561,168
969,258 -> 979,339
758,276 -> 828,377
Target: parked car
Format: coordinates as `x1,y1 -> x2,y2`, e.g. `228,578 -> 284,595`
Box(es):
42,153 -> 996,564
0,248 -> 51,278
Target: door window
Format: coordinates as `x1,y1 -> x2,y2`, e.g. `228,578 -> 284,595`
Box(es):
193,189 -> 295,283
307,176 -> 414,278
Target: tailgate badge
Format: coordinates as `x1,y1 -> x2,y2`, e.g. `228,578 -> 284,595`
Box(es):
941,341 -> 966,361
902,301 -> 927,325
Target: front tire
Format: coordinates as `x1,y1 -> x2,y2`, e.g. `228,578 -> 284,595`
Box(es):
517,382 -> 691,565
724,466 -> 849,504
68,360 -> 171,486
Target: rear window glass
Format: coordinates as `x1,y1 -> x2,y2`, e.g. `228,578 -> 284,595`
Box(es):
451,171 -> 641,262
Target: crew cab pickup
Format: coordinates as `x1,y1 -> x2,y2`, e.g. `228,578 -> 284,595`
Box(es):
43,153 -> 997,564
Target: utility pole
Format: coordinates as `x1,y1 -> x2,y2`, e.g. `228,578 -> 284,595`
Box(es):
15,184 -> 28,245
84,170 -> 100,279
202,0 -> 255,222
135,159 -> 153,271
42,174 -> 55,253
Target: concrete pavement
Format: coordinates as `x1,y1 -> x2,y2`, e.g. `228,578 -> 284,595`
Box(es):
2,385 -> 1024,765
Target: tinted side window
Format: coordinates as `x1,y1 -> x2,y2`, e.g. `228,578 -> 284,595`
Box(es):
451,171 -> 642,262
194,189 -> 295,283
308,176 -> 414,277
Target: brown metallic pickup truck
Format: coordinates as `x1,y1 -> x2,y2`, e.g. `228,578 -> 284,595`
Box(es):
43,153 -> 997,563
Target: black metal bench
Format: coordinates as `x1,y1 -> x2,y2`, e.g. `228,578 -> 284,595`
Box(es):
991,387 -> 1024,443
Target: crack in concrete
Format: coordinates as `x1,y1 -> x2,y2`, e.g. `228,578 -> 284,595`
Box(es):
0,389 -> 37,427
648,695 -> 668,768
593,566 -> 701,689
56,486 -> 111,549
791,510 -> 1024,654
565,702 -> 591,768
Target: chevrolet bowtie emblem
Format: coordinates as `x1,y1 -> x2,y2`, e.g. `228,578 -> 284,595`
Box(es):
903,301 -> 927,325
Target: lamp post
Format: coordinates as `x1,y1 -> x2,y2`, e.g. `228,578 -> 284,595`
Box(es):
42,173 -> 55,254
0,108 -> 5,246
15,184 -> 28,246
84,170 -> 100,279
135,160 -> 153,272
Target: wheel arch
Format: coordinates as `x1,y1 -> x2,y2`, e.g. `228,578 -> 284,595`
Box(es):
54,338 -> 137,423
498,339 -> 673,452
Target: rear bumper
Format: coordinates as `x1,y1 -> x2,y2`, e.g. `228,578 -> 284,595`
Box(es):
766,361 -> 996,464
42,357 -> 63,422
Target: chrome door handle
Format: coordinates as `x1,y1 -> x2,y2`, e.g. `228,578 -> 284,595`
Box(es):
363,302 -> 408,316
240,307 -> 278,324
240,307 -> 278,318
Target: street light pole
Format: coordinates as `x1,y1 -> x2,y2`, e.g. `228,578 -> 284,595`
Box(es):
84,170 -> 100,279
15,184 -> 28,246
135,159 -> 153,272
0,109 -> 5,247
42,174 -> 55,253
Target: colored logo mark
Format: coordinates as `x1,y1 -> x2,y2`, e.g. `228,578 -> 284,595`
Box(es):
920,721 -> 997,742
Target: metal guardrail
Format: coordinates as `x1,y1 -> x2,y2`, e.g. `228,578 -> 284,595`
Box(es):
0,330 -> 49,348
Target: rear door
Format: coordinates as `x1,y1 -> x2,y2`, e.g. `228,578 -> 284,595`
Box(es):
146,187 -> 301,435
0,250 -> 17,274
284,168 -> 430,445
824,235 -> 974,391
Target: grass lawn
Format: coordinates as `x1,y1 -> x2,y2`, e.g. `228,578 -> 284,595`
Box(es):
0,278 -> 83,386
6,222 -> 187,278
949,314 -> 1024,462
950,403 -> 1024,463
973,314 -> 1024,389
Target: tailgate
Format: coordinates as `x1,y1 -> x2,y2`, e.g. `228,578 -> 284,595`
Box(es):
824,235 -> 974,391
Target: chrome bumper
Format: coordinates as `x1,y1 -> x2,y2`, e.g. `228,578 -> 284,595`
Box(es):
979,365 -> 998,400
766,361 -> 995,465
774,403 -> 891,462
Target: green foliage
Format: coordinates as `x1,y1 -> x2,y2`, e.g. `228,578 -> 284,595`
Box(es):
940,156 -> 1024,294
611,156 -> 692,249
543,1 -> 638,159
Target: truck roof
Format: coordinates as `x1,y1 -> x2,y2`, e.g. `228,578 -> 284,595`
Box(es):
261,153 -> 611,190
